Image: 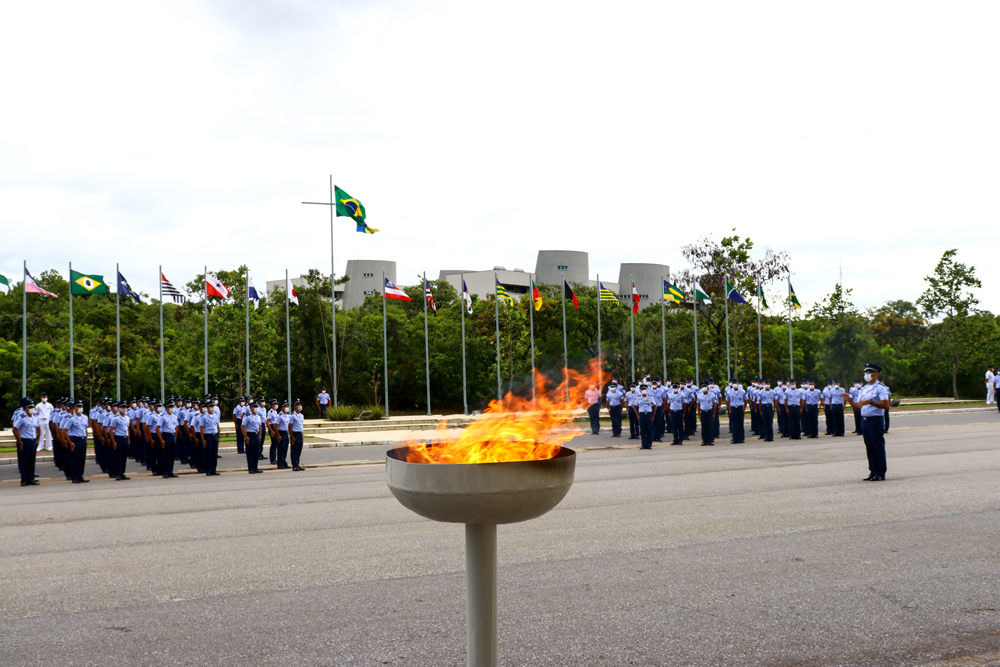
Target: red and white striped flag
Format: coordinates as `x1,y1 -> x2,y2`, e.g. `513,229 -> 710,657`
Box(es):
206,273 -> 231,298
24,267 -> 57,298
424,278 -> 437,313
160,272 -> 186,304
384,277 -> 411,301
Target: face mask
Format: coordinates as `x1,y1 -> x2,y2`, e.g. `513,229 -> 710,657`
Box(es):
166,407 -> 172,413
765,385 -> 770,389
25,408 -> 33,416
239,401 -> 245,406
283,407 -> 289,413
864,373 -> 872,383
41,397 -> 47,403
641,390 -> 647,396
76,407 -> 83,414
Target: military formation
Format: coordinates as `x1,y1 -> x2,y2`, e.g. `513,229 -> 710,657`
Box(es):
9,393 -> 308,486
593,362 -> 894,481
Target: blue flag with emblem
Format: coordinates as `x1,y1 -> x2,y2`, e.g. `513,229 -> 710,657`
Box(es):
117,270 -> 142,304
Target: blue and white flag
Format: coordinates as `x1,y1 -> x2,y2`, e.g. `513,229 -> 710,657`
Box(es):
117,270 -> 142,304
462,278 -> 473,315
247,278 -> 261,310
726,279 -> 748,305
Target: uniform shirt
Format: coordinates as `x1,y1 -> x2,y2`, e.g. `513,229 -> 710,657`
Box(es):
667,389 -> 685,411
696,390 -> 717,411
289,412 -> 305,432
275,412 -> 290,431
256,405 -> 267,428
682,386 -> 695,405
241,411 -> 262,432
993,375 -> 1000,389
625,389 -> 638,407
11,407 -> 25,425
831,386 -> 845,405
13,414 -> 39,439
233,404 -> 248,420
803,387 -> 821,405
708,384 -> 721,401
758,388 -> 775,405
158,411 -> 179,435
190,412 -> 202,432
785,387 -> 802,406
34,401 -> 53,421
201,411 -> 220,434
111,414 -> 130,437
65,413 -> 89,437
635,394 -> 655,413
266,408 -> 279,429
101,410 -> 116,430
728,386 -> 746,407
858,381 -> 890,417
606,387 -> 624,407
145,410 -> 160,432
317,391 -> 331,406
849,385 -> 861,403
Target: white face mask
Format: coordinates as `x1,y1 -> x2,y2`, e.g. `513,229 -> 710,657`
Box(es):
641,390 -> 647,396
239,401 -> 245,406
76,407 -> 83,414
41,397 -> 47,403
864,373 -> 872,383
764,385 -> 770,389
166,407 -> 172,414
283,407 -> 289,413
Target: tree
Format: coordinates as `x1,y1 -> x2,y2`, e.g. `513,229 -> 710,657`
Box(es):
916,249 -> 982,398
807,283 -> 872,384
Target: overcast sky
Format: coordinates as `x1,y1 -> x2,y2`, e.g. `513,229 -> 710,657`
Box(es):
2,1 -> 998,314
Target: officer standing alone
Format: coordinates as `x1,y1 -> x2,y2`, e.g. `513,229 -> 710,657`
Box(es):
843,362 -> 891,481
316,388 -> 331,416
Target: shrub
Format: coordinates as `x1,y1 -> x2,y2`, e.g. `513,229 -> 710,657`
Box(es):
325,404 -> 362,421
362,405 -> 385,420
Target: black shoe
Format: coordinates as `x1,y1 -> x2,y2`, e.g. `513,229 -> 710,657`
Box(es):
28,480 -> 39,485
207,471 -> 220,476
33,474 -> 39,478
72,477 -> 89,483
20,481 -> 29,486
873,475 -> 885,481
863,474 -> 876,481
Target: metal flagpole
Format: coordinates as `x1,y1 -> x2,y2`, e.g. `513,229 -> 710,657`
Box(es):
561,273 -> 568,405
724,273 -> 731,380
787,276 -> 794,380
494,272 -> 502,406
529,273 -> 536,403
285,269 -> 292,409
329,177 -> 338,407
461,271 -> 468,415
204,265 -> 208,396
757,276 -> 764,378
21,260 -> 27,397
159,265 -> 164,403
693,276 -> 700,386
245,268 -> 250,396
382,270 -> 389,417
660,274 -> 666,379
116,262 -> 121,401
596,273 -> 602,391
68,261 -> 74,402
423,271 -> 431,416
630,273 -> 635,383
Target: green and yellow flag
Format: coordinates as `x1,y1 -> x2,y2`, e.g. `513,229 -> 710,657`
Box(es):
599,282 -> 619,304
663,280 -> 685,304
334,185 -> 378,234
495,278 -> 514,305
70,270 -> 108,294
789,282 -> 802,310
757,283 -> 768,309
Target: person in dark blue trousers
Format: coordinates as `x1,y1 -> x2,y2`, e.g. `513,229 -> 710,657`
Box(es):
12,400 -> 40,486
696,383 -> 718,446
290,400 -> 306,470
635,384 -> 655,449
726,378 -> 746,444
241,403 -> 263,473
843,363 -> 891,481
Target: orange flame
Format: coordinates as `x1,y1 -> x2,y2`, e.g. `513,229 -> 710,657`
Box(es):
402,357 -> 607,464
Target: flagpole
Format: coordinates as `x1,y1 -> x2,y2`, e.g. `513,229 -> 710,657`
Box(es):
68,261 -> 75,402
724,273 -> 731,381
529,273 -> 536,403
159,265 -> 164,403
204,265 -> 208,397
21,260 -> 27,398
660,274 -> 666,379
285,269 -> 292,410
757,276 -> 763,378
630,273 -> 635,384
787,275 -> 794,380
693,276 -> 700,386
495,271 -> 502,406
329,176 -> 338,408
382,270 -> 389,417
116,262 -> 121,401
423,271 -> 431,416
561,273 -> 568,405
596,273 -> 602,391
461,271 -> 468,415
245,268 -> 250,396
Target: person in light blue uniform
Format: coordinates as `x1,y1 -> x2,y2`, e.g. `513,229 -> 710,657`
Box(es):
993,373 -> 1000,412
829,380 -> 845,436
157,401 -> 179,478
109,402 -> 131,480
290,399 -> 306,471
667,384 -> 685,445
316,388 -> 331,416
267,399 -> 280,463
726,378 -> 746,444
803,379 -> 821,438
823,381 -> 834,435
625,383 -> 639,439
707,378 -> 721,439
241,403 -> 263,473
785,381 -> 802,440
65,401 -> 90,483
849,381 -> 863,434
758,380 -> 775,441
634,384 -> 655,449
233,397 -> 247,454
275,401 -> 291,468
651,378 -> 665,442
585,384 -> 601,435
12,400 -> 40,486
605,381 -> 624,437
843,362 -> 891,481
200,401 -> 221,475
696,382 -> 718,446
256,398 -> 268,460
881,381 -> 892,433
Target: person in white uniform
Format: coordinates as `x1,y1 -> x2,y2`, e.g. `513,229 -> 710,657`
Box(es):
34,391 -> 54,451
986,365 -> 995,405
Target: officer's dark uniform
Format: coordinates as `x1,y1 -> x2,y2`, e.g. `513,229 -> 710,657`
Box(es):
606,383 -> 624,437
849,363 -> 891,480
626,384 -> 639,439
635,385 -> 655,449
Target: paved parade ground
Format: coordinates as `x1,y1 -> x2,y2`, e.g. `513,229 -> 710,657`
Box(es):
1,411 -> 998,666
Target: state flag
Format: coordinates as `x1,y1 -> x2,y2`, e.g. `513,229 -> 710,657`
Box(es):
631,281 -> 640,314
599,282 -> 618,304
462,279 -> 473,314
0,274 -> 9,296
693,281 -> 712,304
789,282 -> 802,310
663,280 -> 685,305
531,279 -> 543,311
117,270 -> 142,304
726,279 -> 748,304
248,278 -> 261,310
384,277 -> 411,301
206,274 -> 231,298
757,283 -> 769,310
563,280 -> 578,309
424,278 -> 437,313
25,267 -> 57,298
495,278 -> 514,305
160,272 -> 186,304
71,270 -> 108,294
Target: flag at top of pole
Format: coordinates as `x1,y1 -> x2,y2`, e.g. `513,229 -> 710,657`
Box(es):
424,277 -> 437,313
757,283 -> 769,309
248,278 -> 261,310
117,271 -> 142,304
160,273 -> 186,304
206,273 -> 231,299
334,185 -> 379,234
384,277 -> 411,301
726,280 -> 749,304
531,279 -> 543,311
0,274 -> 10,296
495,278 -> 514,305
462,278 -> 473,314
599,282 -> 618,304
789,282 -> 802,310
563,280 -> 578,309
693,281 -> 712,304
663,279 -> 685,305
286,276 -> 299,305
631,281 -> 640,313
24,267 -> 57,297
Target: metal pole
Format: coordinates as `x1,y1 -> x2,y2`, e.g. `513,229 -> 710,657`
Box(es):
68,261 -> 74,402
330,176 -> 338,407
465,523 -> 498,667
660,274 -> 666,379
757,276 -> 763,378
423,271 -> 431,416
630,273 -> 635,383
245,268 -> 250,396
596,273 -> 602,390
693,277 -> 700,386
116,262 -> 121,401
724,274 -> 731,380
461,271 -> 468,415
787,276 -> 794,380
561,273 -> 568,405
494,272 -> 501,406
21,260 -> 26,397
159,265 -> 164,403
285,269 -> 292,410
528,273 -> 536,403
382,270 -> 389,417
204,265 -> 208,396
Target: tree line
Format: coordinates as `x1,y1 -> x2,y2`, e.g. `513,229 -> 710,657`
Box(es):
0,237 -> 993,419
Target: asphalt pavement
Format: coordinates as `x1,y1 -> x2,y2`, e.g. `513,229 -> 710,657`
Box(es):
0,410 -> 998,666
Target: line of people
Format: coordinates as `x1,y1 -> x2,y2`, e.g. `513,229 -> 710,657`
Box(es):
9,393 -> 307,486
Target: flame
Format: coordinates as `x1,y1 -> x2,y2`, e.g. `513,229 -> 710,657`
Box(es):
402,357 -> 607,464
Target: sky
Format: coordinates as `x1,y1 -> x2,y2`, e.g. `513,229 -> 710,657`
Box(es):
2,0 -> 998,314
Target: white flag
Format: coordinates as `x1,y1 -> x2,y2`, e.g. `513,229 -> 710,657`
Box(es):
247,278 -> 261,310
286,276 -> 299,305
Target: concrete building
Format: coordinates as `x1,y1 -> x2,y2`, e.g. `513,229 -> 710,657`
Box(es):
534,250 -> 589,287
441,267 -> 531,300
265,274 -> 345,303
618,263 -> 671,312
341,260 -> 396,309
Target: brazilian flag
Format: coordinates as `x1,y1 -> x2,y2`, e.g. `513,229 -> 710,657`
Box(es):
334,185 -> 378,234
71,270 -> 108,295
